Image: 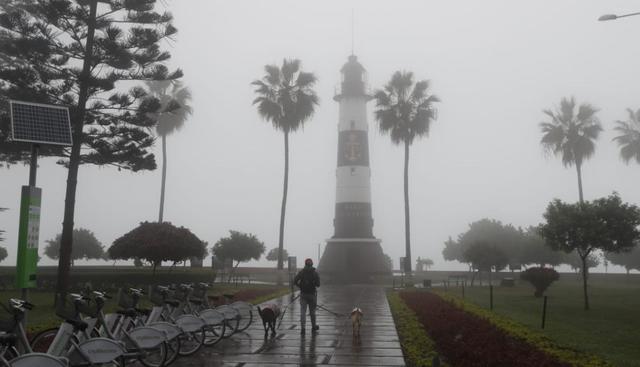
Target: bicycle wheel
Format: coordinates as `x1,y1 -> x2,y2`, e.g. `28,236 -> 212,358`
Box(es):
137,341 -> 167,367
202,322 -> 225,346
1,345 -> 18,362
164,337 -> 180,366
177,330 -> 204,356
231,302 -> 253,332
215,306 -> 238,338
29,328 -> 59,353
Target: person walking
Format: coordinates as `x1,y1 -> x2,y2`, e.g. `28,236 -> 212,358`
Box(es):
294,258 -> 320,335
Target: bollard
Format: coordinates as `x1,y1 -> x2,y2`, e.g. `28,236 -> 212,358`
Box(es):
541,296 -> 548,329
489,285 -> 493,310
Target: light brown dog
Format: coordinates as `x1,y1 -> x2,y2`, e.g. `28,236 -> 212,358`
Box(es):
350,307 -> 363,338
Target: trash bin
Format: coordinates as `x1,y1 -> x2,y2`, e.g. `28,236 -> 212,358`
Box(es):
423,279 -> 432,288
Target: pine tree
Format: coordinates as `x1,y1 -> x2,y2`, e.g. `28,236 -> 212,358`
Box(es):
0,0 -> 183,298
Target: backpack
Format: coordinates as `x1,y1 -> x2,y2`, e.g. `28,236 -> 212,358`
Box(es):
298,269 -> 317,294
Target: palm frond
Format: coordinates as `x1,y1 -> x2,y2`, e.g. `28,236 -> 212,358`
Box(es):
264,64 -> 281,86
612,108 -> 640,164
295,71 -> 316,88
576,103 -> 598,122
540,97 -> 600,167
374,72 -> 439,146
253,59 -> 317,133
281,59 -> 301,85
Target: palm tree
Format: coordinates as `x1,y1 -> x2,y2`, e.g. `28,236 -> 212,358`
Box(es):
373,71 -> 440,276
147,80 -> 193,222
540,97 -> 601,203
613,108 -> 640,165
252,59 -> 318,270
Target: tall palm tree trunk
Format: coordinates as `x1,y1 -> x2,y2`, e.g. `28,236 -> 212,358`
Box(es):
159,134 -> 167,222
403,141 -> 412,276
576,161 -> 584,204
277,132 -> 289,271
56,0 -> 98,302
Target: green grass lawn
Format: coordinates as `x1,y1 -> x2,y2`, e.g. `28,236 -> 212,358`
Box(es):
437,275 -> 640,367
0,284 -> 288,334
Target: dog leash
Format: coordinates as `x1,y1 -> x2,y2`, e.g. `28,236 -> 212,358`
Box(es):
276,293 -> 300,330
316,303 -> 347,317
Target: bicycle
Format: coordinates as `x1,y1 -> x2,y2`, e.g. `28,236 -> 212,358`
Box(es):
24,295 -> 126,366
30,292 -> 162,367
143,286 -> 205,357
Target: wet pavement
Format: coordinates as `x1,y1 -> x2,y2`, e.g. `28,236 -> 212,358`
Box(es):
173,285 -> 405,366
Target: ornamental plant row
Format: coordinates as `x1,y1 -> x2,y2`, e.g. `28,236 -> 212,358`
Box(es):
431,290 -> 611,367
387,291 -> 445,367
399,290 -> 610,367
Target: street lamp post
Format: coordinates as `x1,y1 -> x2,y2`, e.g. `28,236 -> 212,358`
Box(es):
598,12 -> 640,21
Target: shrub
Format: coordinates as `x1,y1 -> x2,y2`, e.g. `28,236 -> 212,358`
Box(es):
520,267 -> 559,297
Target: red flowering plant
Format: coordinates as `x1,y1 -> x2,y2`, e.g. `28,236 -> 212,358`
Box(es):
520,267 -> 559,297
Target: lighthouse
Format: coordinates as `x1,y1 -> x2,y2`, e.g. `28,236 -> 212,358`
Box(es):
318,55 -> 390,282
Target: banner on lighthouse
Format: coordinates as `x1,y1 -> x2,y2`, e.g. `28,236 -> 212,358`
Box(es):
338,130 -> 369,167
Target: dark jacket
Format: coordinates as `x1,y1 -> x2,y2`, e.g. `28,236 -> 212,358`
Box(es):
294,266 -> 320,294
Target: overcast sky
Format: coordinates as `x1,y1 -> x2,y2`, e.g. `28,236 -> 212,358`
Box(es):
2,0 -> 640,272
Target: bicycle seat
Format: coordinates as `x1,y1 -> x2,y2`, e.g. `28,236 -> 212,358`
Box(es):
116,308 -> 138,318
0,333 -> 16,345
164,299 -> 180,307
65,319 -> 88,331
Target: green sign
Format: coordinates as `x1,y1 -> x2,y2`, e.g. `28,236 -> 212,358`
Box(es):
16,186 -> 41,289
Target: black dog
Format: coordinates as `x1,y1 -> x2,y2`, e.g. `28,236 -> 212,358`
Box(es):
257,304 -> 281,337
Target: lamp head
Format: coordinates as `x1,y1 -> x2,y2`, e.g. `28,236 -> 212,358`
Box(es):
598,14 -> 618,21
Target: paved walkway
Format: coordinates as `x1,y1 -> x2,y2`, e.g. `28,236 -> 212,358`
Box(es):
174,285 -> 405,366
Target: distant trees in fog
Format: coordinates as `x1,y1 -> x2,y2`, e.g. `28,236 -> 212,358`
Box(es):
606,246 -> 640,274
45,228 -> 105,266
266,247 -> 288,262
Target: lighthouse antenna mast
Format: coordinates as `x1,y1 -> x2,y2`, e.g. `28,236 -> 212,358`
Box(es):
351,9 -> 355,55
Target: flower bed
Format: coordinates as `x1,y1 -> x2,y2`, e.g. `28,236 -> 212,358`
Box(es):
387,291 -> 445,367
432,290 -> 611,367
400,290 -> 571,367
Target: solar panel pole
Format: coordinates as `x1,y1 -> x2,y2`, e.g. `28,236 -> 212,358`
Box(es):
21,143 -> 39,326
28,144 -> 38,186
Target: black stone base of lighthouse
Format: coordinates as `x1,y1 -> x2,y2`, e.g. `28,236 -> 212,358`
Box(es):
318,240 -> 390,283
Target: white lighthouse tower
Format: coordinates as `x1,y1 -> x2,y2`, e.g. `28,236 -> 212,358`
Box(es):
318,55 -> 390,282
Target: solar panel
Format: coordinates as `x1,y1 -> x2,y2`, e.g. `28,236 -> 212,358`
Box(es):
9,100 -> 73,146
